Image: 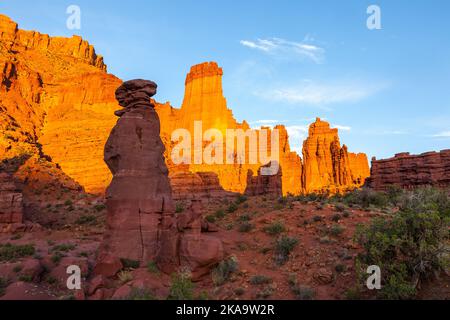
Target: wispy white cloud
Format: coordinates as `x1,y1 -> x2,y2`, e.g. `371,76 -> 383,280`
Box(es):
249,119 -> 281,125
333,124 -> 351,131
240,37 -> 325,64
256,80 -> 383,105
432,131 -> 450,138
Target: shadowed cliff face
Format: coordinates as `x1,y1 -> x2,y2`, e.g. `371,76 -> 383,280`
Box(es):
0,15 -> 369,197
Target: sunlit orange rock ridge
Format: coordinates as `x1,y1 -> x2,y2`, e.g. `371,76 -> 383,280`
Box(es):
302,118 -> 369,194
0,14 -> 121,193
0,15 -> 369,196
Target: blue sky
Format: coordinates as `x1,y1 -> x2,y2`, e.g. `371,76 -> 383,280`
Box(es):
1,0 -> 449,160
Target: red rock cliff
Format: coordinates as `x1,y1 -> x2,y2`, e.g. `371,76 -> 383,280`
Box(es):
302,118 -> 369,194
366,150 -> 450,190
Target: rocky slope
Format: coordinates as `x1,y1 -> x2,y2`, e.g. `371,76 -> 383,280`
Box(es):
366,150 -> 450,190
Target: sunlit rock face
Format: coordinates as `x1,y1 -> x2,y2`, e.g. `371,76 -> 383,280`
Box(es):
0,14 -> 121,194
0,14 -> 369,197
366,150 -> 450,190
302,118 -> 370,194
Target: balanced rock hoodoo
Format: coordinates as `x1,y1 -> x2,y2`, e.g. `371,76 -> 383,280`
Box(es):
95,80 -> 223,279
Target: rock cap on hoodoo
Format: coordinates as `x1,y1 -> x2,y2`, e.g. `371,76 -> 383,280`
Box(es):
115,79 -> 158,108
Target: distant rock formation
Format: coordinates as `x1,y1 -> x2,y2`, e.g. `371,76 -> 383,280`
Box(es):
0,172 -> 23,229
96,80 -> 223,279
302,118 -> 370,194
0,14 -> 370,197
245,162 -> 282,197
366,150 -> 450,190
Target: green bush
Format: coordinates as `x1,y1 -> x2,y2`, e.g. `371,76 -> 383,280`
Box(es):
205,215 -> 216,223
51,243 -> 75,253
329,224 -> 345,237
93,204 -> 106,212
331,214 -> 342,222
263,221 -> 286,235
274,236 -> 298,265
227,203 -> 238,213
75,215 -> 97,225
335,203 -> 346,212
120,258 -> 140,269
354,188 -> 449,299
250,275 -> 272,285
238,222 -> 254,233
235,195 -> 248,205
215,209 -> 225,219
343,188 -> 389,209
175,202 -> 185,214
126,288 -> 155,300
147,261 -> 160,275
0,277 -> 8,297
168,271 -> 195,300
238,214 -> 251,222
211,256 -> 239,286
0,243 -> 35,262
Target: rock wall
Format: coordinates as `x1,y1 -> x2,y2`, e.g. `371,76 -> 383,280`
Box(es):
366,150 -> 450,190
0,172 -> 23,225
0,15 -> 370,197
302,118 -> 369,194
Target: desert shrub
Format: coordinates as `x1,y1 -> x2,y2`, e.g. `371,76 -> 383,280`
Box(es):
126,288 -> 155,300
343,188 -> 389,209
343,210 -> 351,218
93,204 -> 106,212
175,202 -> 185,214
354,189 -> 449,299
235,195 -> 248,205
51,252 -> 63,265
0,243 -> 35,262
168,271 -> 195,300
263,221 -> 286,235
211,256 -> 239,286
312,215 -> 323,222
118,270 -> 133,284
329,224 -> 345,237
64,200 -> 73,206
274,236 -> 298,265
335,264 -> 347,273
51,243 -> 75,253
13,265 -> 22,273
0,277 -> 8,296
238,222 -> 254,233
335,203 -> 346,212
147,261 -> 160,275
331,214 -> 342,222
227,203 -> 238,213
75,215 -> 97,225
238,213 -> 251,222
205,215 -> 217,223
120,258 -> 140,269
250,275 -> 272,285
256,285 -> 274,299
18,274 -> 33,283
234,287 -> 245,296
291,285 -> 315,300
215,209 -> 225,219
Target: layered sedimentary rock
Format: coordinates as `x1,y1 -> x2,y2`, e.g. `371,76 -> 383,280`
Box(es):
245,162 -> 282,197
96,80 -> 223,278
366,150 -> 450,190
0,15 -> 369,197
302,118 -> 369,194
0,14 -> 120,194
0,172 -> 23,225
